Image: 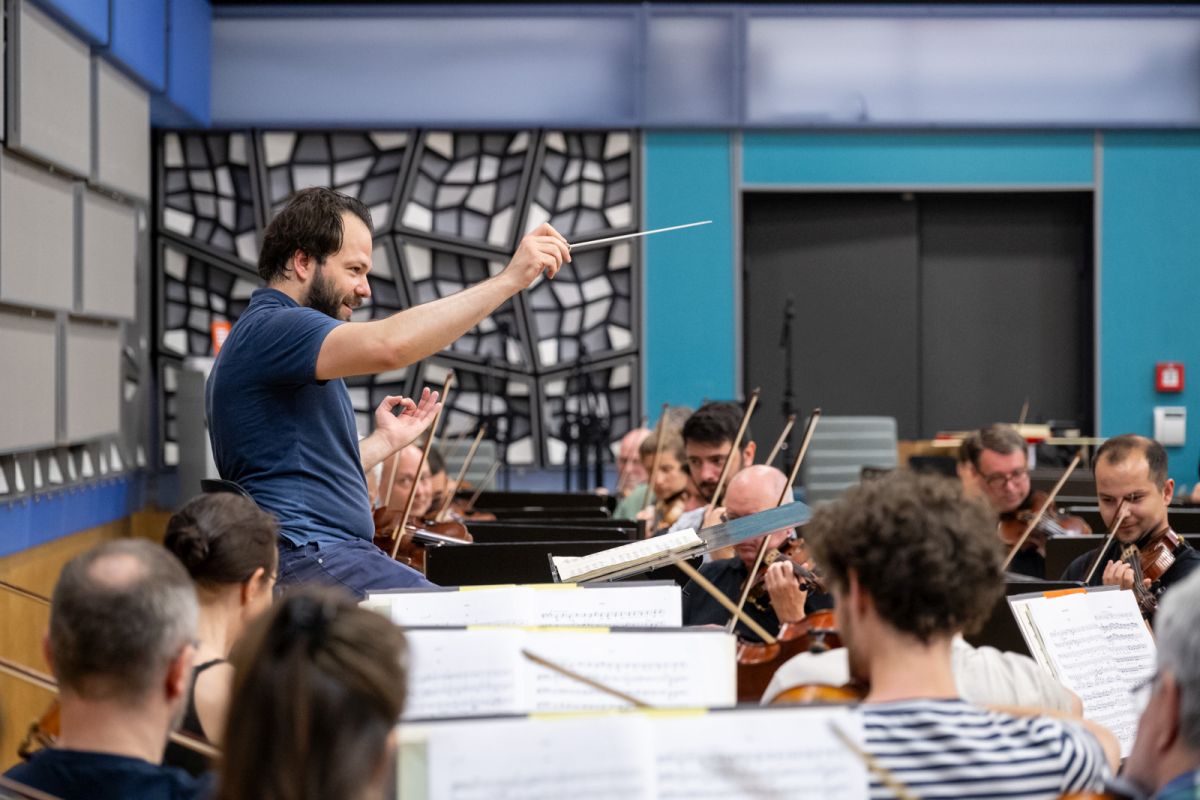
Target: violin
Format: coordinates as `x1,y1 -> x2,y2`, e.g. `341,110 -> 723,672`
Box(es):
1119,526 -> 1186,618
999,489 -> 1092,558
735,608 -> 843,703
372,508 -> 472,573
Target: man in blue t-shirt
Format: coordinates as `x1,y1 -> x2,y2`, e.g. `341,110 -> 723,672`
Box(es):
207,187 -> 568,597
4,540 -> 210,799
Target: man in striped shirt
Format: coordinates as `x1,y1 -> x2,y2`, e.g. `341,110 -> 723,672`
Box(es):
806,471 -> 1117,799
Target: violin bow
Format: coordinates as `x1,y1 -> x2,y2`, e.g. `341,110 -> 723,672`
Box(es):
829,720 -> 921,800
670,557 -> 777,644
389,371 -> 453,560
521,649 -> 652,709
708,388 -> 761,510
0,655 -> 220,759
1083,500 -> 1129,585
726,408 -> 821,634
1000,451 -> 1082,572
465,461 -> 501,513
642,404 -> 671,512
434,424 -> 486,522
764,414 -> 796,468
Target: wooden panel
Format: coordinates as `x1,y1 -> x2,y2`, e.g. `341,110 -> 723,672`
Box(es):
0,311 -> 57,452
0,152 -> 76,310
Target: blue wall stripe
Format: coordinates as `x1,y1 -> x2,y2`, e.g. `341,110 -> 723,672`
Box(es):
0,474 -> 148,559
742,132 -> 1095,186
30,0 -> 109,46
163,0 -> 212,127
1099,132 -> 1200,485
106,0 -> 167,92
644,132 -> 737,415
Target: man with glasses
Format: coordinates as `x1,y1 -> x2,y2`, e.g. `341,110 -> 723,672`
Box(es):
1123,569 -> 1200,799
960,423 -> 1088,577
1059,435 -> 1199,597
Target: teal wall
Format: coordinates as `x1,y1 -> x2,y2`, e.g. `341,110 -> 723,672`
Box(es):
643,130 -> 1200,487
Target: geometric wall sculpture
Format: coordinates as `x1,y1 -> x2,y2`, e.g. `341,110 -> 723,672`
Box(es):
155,129 -> 641,468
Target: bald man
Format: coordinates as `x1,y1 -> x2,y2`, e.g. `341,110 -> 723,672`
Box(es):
680,466 -> 829,642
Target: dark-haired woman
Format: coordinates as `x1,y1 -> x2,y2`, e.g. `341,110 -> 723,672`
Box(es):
162,493 -> 278,775
217,586 -> 407,800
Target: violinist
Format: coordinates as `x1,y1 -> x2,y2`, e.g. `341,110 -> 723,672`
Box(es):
669,401 -> 757,534
962,424 -> 1091,579
379,444 -> 436,523
1061,435 -> 1200,597
633,429 -> 702,530
804,471 -> 1117,796
161,494 -> 278,776
206,188 -> 567,598
681,466 -> 829,641
1123,570 -> 1200,800
3,540 -> 211,799
426,445 -> 449,515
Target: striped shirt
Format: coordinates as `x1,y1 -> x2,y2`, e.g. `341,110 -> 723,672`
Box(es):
862,698 -> 1108,799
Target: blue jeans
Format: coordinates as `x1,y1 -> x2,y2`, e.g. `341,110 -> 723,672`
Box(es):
277,537 -> 434,599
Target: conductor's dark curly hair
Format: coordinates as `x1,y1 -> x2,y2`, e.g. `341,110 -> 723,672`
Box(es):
807,471 -> 1004,642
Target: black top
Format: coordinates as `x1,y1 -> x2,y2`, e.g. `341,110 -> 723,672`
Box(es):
162,658 -> 226,777
681,556 -> 834,643
3,750 -> 212,800
1060,530 -> 1200,594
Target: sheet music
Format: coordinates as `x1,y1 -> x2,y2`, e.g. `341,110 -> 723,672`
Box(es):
1084,589 -> 1157,685
531,583 -> 682,628
651,706 -> 869,800
525,629 -> 736,712
1018,592 -> 1140,756
401,715 -> 655,800
402,629 -> 526,720
553,529 -> 702,582
367,586 -> 531,627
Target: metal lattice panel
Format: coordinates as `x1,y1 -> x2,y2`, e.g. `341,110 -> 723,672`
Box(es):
261,131 -> 411,227
526,131 -> 634,237
397,132 -> 532,250
160,244 -> 258,358
527,243 -> 634,369
540,358 -> 637,467
418,361 -> 538,467
161,133 -> 260,265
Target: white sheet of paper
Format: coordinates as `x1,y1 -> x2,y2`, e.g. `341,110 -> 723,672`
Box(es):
1084,589 -> 1157,685
553,528 -> 702,581
405,715 -> 655,800
1019,592 -> 1140,756
651,706 -> 869,800
524,629 -> 736,712
531,583 -> 682,628
402,629 -> 526,720
368,586 -> 532,627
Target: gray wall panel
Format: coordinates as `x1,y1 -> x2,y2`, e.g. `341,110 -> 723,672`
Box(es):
0,152 -> 76,309
94,59 -> 150,202
81,190 -> 137,319
65,320 -> 121,441
0,311 -> 57,451
9,0 -> 92,176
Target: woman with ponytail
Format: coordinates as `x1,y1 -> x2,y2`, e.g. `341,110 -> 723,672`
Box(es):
217,587 -> 407,800
162,493 -> 278,774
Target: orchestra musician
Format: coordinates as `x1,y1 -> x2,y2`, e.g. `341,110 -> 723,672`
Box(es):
1060,435 -> 1200,596
804,470 -> 1118,796
634,429 -> 702,530
669,401 -> 757,534
379,444 -> 436,523
206,187 -> 567,598
426,445 -> 449,515
681,466 -> 828,641
216,587 -> 407,800
1123,570 -> 1200,800
2,540 -> 211,799
960,423 -> 1091,578
161,493 -> 278,776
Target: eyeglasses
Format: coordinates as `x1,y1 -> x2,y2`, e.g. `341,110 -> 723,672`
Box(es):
980,467 -> 1029,489
1129,670 -> 1159,715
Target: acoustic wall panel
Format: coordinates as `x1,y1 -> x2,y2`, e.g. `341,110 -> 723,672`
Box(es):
94,58 -> 151,202
0,311 -> 57,451
9,0 -> 92,176
81,190 -> 138,319
0,152 -> 76,309
65,320 -> 122,441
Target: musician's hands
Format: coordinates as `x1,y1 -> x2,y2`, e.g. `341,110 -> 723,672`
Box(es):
1101,560 -> 1151,591
502,223 -> 569,290
764,561 -> 808,624
375,388 -> 441,450
701,504 -> 726,530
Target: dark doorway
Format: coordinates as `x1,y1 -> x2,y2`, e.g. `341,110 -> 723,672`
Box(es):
743,191 -> 1093,452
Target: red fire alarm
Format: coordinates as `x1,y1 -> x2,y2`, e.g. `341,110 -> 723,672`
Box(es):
1156,362 -> 1185,393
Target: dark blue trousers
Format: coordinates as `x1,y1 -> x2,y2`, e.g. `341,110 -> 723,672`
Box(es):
277,537 -> 434,599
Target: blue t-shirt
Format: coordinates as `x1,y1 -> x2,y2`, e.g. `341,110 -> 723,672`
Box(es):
206,288 -> 374,546
4,749 -> 211,800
